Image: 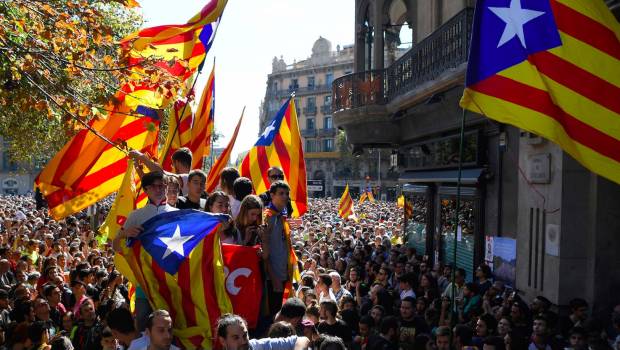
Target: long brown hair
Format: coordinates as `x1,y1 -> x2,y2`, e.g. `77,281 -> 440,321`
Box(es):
235,195 -> 263,230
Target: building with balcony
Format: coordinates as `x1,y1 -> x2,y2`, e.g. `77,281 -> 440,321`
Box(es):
333,0 -> 620,315
260,37 -> 400,197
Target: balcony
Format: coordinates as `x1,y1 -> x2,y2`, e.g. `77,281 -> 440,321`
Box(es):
303,106 -> 317,116
268,85 -> 332,98
301,129 -> 317,138
318,128 -> 337,137
331,8 -> 474,146
320,104 -> 332,115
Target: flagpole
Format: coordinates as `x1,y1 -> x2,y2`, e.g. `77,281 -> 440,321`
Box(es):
209,57 -> 217,171
450,108 -> 467,325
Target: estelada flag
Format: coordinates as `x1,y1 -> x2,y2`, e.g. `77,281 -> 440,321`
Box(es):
461,0 -> 620,185
221,244 -> 262,328
123,0 -> 226,51
240,98 -> 307,217
121,210 -> 232,349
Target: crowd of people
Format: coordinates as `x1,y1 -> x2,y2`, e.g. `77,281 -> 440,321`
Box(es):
0,148 -> 618,349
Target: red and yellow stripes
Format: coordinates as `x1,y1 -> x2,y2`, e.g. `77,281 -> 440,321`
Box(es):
36,115 -> 158,220
191,68 -> 215,170
462,0 -> 620,185
122,0 -> 227,51
240,99 -> 308,217
124,226 -> 231,349
206,111 -> 244,193
338,184 -> 355,219
160,100 -> 194,171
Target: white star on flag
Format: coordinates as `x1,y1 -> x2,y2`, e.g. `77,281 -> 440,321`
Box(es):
159,225 -> 193,259
489,0 -> 545,48
261,121 -> 276,139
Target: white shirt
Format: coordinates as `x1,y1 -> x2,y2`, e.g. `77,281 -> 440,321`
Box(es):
400,288 -> 416,300
229,195 -> 241,219
128,333 -> 181,350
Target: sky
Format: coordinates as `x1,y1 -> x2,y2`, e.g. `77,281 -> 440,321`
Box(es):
139,0 -> 355,160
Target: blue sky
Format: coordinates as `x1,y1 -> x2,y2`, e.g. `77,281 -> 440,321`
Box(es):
139,0 -> 355,159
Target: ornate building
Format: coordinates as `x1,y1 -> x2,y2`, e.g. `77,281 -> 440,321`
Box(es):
333,0 -> 620,315
260,37 -> 398,198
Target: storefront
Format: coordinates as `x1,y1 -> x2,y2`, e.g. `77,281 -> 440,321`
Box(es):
400,131 -> 486,282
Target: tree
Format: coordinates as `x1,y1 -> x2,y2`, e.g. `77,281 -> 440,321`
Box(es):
0,0 -> 157,166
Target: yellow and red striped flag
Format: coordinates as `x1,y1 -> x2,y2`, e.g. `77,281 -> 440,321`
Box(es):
191,67 -> 215,169
461,0 -> 620,185
35,114 -> 159,220
358,192 -> 368,204
122,0 -> 226,51
240,98 -> 308,217
120,211 -> 232,349
206,109 -> 244,193
97,159 -> 148,288
338,184 -> 355,220
160,99 -> 194,171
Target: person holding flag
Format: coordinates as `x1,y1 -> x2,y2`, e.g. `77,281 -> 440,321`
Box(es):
112,171 -> 177,332
261,181 -> 298,319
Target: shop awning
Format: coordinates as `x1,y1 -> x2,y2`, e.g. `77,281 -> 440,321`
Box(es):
398,168 -> 484,184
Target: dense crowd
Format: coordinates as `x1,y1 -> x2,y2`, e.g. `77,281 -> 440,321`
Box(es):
0,159 -> 618,350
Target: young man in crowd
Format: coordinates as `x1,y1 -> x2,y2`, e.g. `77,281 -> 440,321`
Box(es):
144,310 -> 180,350
317,299 -> 352,347
175,169 -> 207,210
217,313 -> 309,350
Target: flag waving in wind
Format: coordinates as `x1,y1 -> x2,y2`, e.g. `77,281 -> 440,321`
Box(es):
121,210 -> 232,349
206,110 -> 244,193
461,0 -> 620,185
240,98 -> 307,217
338,184 -> 355,220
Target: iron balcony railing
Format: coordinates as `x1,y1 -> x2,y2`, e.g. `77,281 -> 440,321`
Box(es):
320,104 -> 332,115
301,129 -> 317,138
303,106 -> 317,116
332,8 -> 473,112
318,128 -> 337,137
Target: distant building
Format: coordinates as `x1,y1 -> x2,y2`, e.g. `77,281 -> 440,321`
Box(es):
0,138 -> 41,195
260,37 -> 404,198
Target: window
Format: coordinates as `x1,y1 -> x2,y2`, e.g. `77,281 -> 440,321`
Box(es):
295,98 -> 301,115
326,73 -> 334,86
305,139 -> 318,152
324,116 -> 332,129
323,139 -> 334,152
307,76 -> 315,89
306,118 -> 315,130
307,96 -> 316,107
324,95 -> 331,105
289,79 -> 299,91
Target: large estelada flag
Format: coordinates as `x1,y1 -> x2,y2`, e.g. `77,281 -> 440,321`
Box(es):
206,110 -> 244,193
190,67 -> 215,169
121,210 -> 232,349
240,98 -> 308,217
338,184 -> 355,220
461,0 -> 620,185
122,0 -> 226,51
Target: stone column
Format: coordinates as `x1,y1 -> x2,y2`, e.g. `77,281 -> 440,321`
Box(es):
354,0 -> 367,73
372,0 -> 385,70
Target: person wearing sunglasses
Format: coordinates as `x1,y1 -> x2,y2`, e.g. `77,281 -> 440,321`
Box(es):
258,167 -> 294,217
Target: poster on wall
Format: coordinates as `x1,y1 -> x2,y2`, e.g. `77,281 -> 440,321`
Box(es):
485,236 -> 517,288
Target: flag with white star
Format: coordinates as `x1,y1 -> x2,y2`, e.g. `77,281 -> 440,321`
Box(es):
121,209 -> 233,349
239,97 -> 308,217
462,0 -> 620,185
